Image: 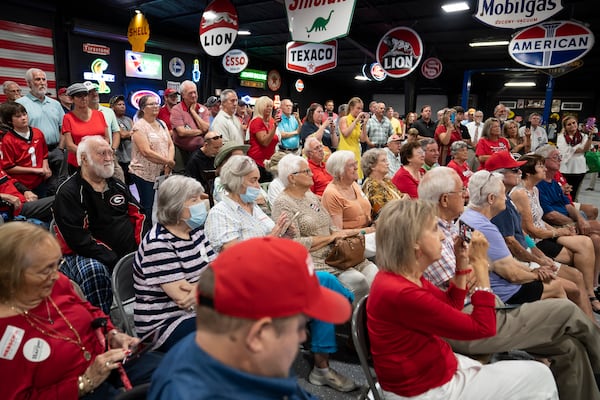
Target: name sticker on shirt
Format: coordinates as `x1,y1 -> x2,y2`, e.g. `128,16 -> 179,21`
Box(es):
0,325 -> 25,360
22,337 -> 51,362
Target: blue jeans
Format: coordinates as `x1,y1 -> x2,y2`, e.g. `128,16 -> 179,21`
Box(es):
311,272 -> 354,354
131,174 -> 155,220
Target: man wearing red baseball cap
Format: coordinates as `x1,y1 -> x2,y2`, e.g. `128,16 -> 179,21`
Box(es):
157,87 -> 179,132
57,86 -> 72,113
148,237 -> 352,399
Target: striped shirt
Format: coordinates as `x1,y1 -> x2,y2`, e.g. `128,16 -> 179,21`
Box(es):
133,223 -> 215,348
205,195 -> 275,253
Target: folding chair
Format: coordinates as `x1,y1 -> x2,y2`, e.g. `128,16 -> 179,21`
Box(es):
115,382 -> 150,400
111,252 -> 137,336
199,169 -> 217,206
351,295 -> 382,400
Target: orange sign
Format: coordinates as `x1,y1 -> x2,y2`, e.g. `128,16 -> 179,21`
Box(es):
128,13 -> 150,52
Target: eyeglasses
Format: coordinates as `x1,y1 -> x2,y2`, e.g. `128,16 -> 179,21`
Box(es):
29,258 -> 64,280
73,92 -> 88,98
548,155 -> 562,161
206,135 -> 222,140
144,103 -> 160,107
292,168 -> 312,176
95,149 -> 114,159
480,171 -> 494,199
503,168 -> 521,174
447,187 -> 469,196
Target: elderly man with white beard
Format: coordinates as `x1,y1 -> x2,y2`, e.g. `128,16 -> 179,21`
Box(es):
53,136 -> 149,313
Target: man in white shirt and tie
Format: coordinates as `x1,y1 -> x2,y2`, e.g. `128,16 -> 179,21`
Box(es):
466,110 -> 483,171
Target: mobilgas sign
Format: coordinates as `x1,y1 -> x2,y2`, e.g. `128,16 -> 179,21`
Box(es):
376,27 -> 423,78
474,0 -> 563,29
286,41 -> 337,75
509,20 -> 594,69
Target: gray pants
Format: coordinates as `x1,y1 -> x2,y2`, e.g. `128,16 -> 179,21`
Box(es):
448,298 -> 600,400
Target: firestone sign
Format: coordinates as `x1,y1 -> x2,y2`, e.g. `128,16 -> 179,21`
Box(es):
284,0 -> 357,43
509,20 -> 594,68
376,27 -> 423,78
474,0 -> 563,29
286,41 -> 337,75
199,0 -> 238,57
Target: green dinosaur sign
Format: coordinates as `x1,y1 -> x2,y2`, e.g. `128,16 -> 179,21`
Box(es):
285,0 -> 357,43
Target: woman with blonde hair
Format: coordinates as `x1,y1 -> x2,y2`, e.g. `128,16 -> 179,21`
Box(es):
368,199 -> 558,400
248,96 -> 280,182
337,97 -> 369,179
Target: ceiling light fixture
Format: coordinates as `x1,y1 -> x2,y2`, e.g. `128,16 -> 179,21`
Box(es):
354,75 -> 369,81
469,40 -> 510,47
238,30 -> 251,36
504,81 -> 536,87
441,2 -> 470,12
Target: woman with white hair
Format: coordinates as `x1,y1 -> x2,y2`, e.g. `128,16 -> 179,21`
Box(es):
273,153 -> 378,299
247,96 -> 280,182
447,140 -> 473,188
204,155 -> 291,252
133,175 -> 215,351
322,150 -> 374,231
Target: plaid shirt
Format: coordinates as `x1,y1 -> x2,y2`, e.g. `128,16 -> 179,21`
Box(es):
423,218 -> 457,289
366,116 -> 393,146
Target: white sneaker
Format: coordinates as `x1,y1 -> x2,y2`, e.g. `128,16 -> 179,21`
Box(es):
308,367 -> 358,392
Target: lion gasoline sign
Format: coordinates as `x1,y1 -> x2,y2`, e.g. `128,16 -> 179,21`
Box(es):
377,27 -> 423,78
200,0 -> 238,57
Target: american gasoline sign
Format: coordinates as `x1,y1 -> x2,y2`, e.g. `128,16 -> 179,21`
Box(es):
509,20 -> 594,69
376,27 -> 423,78
286,41 -> 337,75
199,0 -> 238,57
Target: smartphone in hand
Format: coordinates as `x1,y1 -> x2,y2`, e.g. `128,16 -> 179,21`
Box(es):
459,220 -> 474,243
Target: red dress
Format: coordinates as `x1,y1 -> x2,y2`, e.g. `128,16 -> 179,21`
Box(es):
435,125 -> 462,166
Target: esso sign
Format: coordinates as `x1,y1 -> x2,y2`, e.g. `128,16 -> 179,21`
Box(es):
222,49 -> 248,73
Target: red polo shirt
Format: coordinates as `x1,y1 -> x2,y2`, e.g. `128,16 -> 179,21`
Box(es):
308,158 -> 333,196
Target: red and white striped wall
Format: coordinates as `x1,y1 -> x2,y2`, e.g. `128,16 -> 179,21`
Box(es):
0,20 -> 56,103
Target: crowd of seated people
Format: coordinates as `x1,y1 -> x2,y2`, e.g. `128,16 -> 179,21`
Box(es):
5,81 -> 600,399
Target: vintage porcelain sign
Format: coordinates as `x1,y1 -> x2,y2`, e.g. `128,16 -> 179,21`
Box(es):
284,0 -> 357,43
286,41 -> 337,75
377,27 -> 423,78
222,49 -> 248,73
474,0 -> 563,29
199,0 -> 238,57
421,57 -> 443,79
509,20 -> 595,68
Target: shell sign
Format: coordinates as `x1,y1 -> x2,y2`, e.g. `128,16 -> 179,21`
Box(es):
376,27 -> 423,78
127,13 -> 150,52
509,20 -> 594,69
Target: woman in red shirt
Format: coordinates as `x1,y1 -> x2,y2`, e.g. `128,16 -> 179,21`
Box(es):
368,199 -> 558,399
248,96 -> 280,182
434,108 -> 462,166
475,117 -> 510,170
62,83 -> 110,174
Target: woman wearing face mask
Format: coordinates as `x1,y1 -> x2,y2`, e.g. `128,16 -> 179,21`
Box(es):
205,155 -> 292,252
133,175 -> 215,352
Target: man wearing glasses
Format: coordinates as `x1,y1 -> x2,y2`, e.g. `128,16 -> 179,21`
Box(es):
185,131 -> 223,189
53,136 -> 149,314
211,89 -> 244,145
2,80 -> 22,102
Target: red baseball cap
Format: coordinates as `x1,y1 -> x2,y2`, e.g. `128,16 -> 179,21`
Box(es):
198,237 -> 351,324
164,88 -> 178,96
484,150 -> 526,171
58,87 -> 68,96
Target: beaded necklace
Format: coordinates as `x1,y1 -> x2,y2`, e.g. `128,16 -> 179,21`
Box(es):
13,297 -> 92,361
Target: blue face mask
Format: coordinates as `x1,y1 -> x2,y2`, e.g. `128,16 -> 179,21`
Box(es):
240,185 -> 261,204
185,201 -> 207,230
